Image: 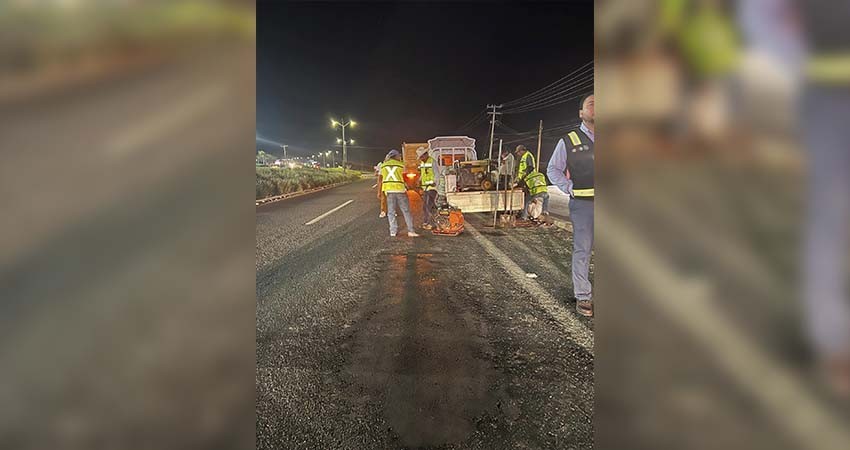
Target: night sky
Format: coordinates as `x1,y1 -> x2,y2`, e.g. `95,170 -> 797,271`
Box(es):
257,1 -> 593,167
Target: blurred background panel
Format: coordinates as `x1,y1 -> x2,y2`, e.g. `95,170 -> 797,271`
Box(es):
0,1 -> 256,449
596,0 -> 850,449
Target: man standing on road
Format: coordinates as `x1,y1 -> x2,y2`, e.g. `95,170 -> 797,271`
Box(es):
380,150 -> 419,238
513,144 -> 550,221
547,94 -> 594,317
417,146 -> 438,230
375,160 -> 387,218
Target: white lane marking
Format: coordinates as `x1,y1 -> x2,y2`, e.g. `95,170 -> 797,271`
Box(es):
305,200 -> 354,225
466,222 -> 593,353
105,83 -> 227,156
597,205 -> 850,450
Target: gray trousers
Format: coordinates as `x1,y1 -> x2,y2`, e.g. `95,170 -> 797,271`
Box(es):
422,189 -> 437,225
803,86 -> 850,356
569,198 -> 594,301
386,192 -> 414,236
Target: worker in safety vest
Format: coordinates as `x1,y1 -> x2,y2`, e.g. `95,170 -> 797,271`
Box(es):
375,160 -> 388,218
547,93 -> 594,317
417,147 -> 438,229
380,150 -> 419,238
513,145 -> 549,220
792,0 -> 850,395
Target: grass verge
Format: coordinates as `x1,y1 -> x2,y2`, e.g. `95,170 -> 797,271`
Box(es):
256,167 -> 362,200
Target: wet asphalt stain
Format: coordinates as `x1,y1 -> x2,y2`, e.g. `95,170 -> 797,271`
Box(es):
345,250 -> 504,448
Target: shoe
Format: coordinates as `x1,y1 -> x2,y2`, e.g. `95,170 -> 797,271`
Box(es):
379,212 -> 387,218
407,232 -> 420,237
422,224 -> 433,230
576,299 -> 593,317
390,232 -> 397,237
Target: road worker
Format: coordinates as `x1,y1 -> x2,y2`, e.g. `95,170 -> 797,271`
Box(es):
380,150 -> 419,237
791,0 -> 850,395
513,144 -> 549,221
547,93 -> 594,317
375,160 -> 387,218
417,147 -> 437,230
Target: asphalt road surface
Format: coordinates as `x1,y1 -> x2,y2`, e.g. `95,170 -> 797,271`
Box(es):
0,44 -> 256,449
256,179 -> 594,449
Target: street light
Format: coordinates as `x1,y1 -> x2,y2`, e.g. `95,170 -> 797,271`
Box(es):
331,117 -> 356,172
279,144 -> 288,159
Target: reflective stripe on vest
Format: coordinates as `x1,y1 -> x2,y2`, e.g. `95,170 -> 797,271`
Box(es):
568,131 -> 582,146
526,172 -> 547,196
420,157 -> 436,191
573,188 -> 594,197
381,161 -> 406,193
807,54 -> 850,83
518,152 -> 537,180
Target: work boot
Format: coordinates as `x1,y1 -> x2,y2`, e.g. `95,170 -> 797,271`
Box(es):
576,299 -> 593,317
379,211 -> 387,218
407,232 -> 420,237
422,223 -> 433,230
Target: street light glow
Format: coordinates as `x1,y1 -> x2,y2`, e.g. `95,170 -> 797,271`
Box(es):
336,138 -> 342,143
350,139 -> 355,144
349,120 -> 356,127
331,119 -> 339,127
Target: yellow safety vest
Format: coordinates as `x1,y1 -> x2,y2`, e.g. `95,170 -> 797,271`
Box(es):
807,54 -> 850,84
419,156 -> 436,191
380,159 -> 406,193
517,151 -> 537,182
526,171 -> 548,196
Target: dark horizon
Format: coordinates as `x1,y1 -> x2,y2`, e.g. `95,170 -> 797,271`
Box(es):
257,1 -> 593,166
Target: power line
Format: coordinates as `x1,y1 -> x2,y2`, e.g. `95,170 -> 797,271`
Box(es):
502,73 -> 594,111
502,77 -> 594,113
501,69 -> 594,111
503,88 -> 593,115
502,61 -> 594,107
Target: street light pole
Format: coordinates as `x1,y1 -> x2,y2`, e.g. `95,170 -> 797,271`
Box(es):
280,144 -> 288,159
331,117 -> 356,173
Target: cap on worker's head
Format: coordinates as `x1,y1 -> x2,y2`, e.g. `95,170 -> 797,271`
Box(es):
416,146 -> 428,158
386,149 -> 401,159
515,144 -> 528,154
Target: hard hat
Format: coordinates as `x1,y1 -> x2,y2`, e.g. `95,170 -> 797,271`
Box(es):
416,147 -> 428,158
386,149 -> 401,159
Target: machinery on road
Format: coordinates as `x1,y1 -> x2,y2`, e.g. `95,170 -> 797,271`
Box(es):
431,206 -> 465,236
398,136 -> 525,236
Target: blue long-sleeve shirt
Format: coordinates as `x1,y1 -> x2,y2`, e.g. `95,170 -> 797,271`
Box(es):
547,122 -> 594,196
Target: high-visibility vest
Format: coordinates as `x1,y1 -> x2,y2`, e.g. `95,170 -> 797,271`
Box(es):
565,129 -> 594,198
526,171 -> 548,196
380,159 -> 406,193
419,156 -> 436,191
516,151 -> 537,182
807,54 -> 850,84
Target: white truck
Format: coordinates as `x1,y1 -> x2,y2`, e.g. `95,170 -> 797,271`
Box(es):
428,136 -> 524,214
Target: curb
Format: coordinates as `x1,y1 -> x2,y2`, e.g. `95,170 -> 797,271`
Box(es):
255,180 -> 356,206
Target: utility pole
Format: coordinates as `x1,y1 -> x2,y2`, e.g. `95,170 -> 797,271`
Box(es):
535,120 -> 543,172
280,144 -> 288,159
331,150 -> 335,167
487,104 -> 503,160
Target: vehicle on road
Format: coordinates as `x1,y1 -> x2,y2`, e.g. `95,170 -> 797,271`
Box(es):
428,136 -> 524,213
